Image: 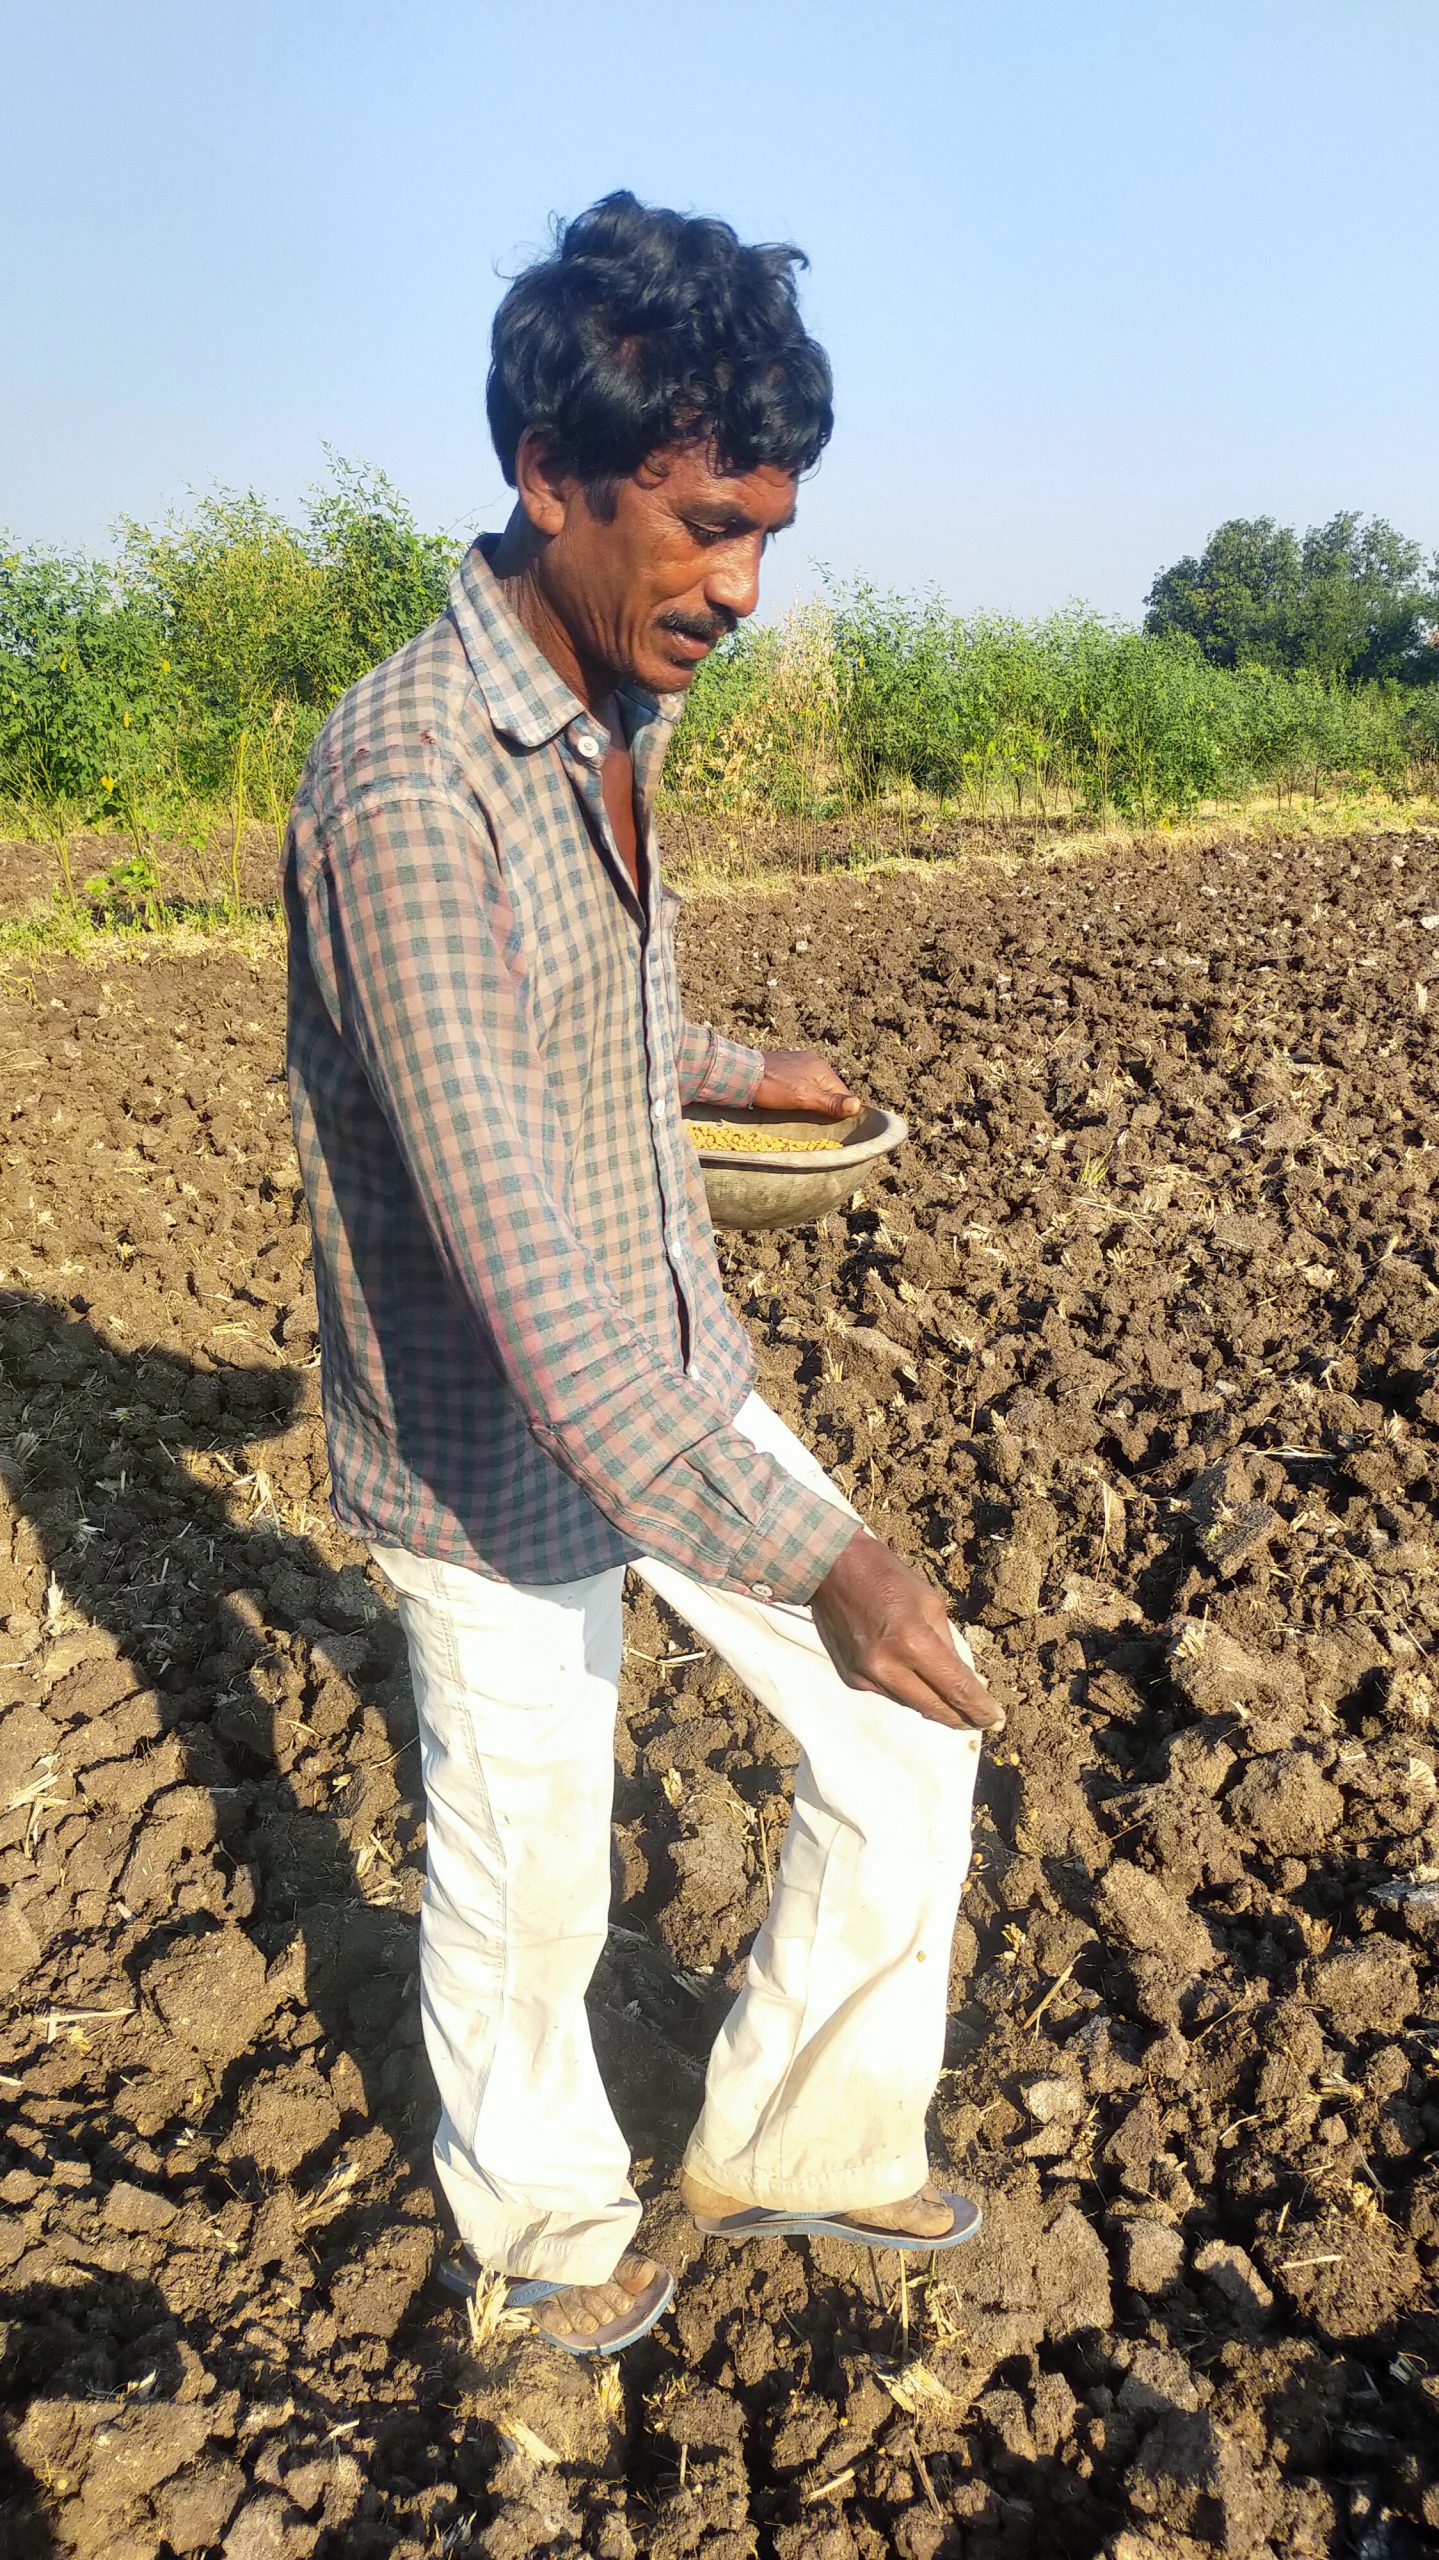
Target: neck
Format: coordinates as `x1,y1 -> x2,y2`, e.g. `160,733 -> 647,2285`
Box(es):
489,508 -> 613,717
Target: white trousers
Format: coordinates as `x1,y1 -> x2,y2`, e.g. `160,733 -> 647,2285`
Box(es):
373,1393 -> 982,2286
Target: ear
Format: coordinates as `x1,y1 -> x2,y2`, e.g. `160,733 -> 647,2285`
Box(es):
513,429 -> 574,539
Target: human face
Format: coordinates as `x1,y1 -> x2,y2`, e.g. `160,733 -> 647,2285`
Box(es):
518,439 -> 799,697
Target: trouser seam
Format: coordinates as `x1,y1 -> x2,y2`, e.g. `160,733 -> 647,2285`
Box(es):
769,1780 -> 857,2196
427,1595 -> 512,2182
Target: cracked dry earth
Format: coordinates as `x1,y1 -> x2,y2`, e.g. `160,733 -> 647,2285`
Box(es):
1,826 -> 1438,2560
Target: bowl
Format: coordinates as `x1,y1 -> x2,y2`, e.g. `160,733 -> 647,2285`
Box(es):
685,1102 -> 908,1231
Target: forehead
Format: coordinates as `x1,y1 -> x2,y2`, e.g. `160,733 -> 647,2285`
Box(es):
641,446 -> 799,532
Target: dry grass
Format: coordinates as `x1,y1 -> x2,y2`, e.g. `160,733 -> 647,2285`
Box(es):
463,2268 -> 531,2355
880,2358 -> 954,2416
292,2156 -> 364,2234
5,798 -> 1436,969
492,2416 -> 562,2466
663,796 -> 1439,898
0,906 -> 286,976
592,2360 -> 625,2426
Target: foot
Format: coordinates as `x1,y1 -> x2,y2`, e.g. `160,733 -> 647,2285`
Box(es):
523,2253 -> 669,2352
441,2243 -> 673,2354
681,2170 -> 958,2240
830,2180 -> 958,2239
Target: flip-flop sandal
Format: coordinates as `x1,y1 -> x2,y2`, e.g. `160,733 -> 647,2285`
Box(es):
688,2190 -> 982,2252
437,2247 -> 675,2356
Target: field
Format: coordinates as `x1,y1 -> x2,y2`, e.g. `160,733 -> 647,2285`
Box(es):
2,825 -> 1438,2558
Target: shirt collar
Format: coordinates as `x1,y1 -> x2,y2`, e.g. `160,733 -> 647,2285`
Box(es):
449,538 -> 685,751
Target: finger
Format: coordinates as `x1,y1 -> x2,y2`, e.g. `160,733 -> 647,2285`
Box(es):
791,1065 -> 859,1113
924,1675 -> 1002,1732
863,1658 -> 969,1728
903,1635 -> 1006,1730
831,1649 -> 992,1732
951,1667 -> 1005,1729
850,1645 -> 993,1730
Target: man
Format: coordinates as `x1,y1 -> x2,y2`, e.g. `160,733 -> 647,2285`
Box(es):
285,191 -> 1002,2357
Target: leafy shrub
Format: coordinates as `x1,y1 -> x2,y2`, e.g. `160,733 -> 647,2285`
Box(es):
669,587 -> 1438,824
3,471 -> 1436,901
0,459 -> 457,846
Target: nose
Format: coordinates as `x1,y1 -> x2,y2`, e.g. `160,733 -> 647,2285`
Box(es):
704,534 -> 765,624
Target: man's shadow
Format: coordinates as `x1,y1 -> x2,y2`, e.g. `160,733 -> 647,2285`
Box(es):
0,2261 -> 434,2555
0,1289 -> 424,2141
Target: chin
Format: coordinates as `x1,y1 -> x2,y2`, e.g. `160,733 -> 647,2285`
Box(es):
647,654 -> 703,694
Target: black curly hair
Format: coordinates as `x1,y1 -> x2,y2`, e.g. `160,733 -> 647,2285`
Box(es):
487,191 -> 833,514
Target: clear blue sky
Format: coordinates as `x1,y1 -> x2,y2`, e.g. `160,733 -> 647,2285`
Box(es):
5,0 -> 1436,621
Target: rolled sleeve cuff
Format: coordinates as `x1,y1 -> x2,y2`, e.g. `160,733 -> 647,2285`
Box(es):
728,1479 -> 859,1607
689,1028 -> 765,1108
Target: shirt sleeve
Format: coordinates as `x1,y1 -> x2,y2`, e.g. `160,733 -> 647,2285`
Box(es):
301,789 -> 856,1603
675,1018 -> 765,1107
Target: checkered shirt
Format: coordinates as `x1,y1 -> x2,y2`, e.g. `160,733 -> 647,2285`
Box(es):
283,538 -> 855,1600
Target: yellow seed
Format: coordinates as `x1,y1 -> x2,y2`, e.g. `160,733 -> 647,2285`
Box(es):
687,1124 -> 844,1154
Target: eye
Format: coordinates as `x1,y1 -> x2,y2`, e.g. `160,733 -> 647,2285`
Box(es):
683,521 -> 729,548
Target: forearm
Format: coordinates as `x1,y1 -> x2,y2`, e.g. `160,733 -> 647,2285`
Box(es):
675,1016 -> 765,1107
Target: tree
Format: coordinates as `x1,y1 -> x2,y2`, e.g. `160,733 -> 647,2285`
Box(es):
1294,512 -> 1436,683
1143,519 -> 1301,669
1145,512 -> 1439,684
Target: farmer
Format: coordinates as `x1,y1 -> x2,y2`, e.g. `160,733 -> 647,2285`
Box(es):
284,191 -> 1003,2356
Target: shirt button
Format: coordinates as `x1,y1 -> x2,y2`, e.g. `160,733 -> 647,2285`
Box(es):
751,1581 -> 774,1602
573,731 -> 599,760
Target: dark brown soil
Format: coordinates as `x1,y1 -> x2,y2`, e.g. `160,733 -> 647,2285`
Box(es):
2,827 -> 1438,2558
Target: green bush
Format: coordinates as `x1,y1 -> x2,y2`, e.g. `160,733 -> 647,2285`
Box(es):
0,459 -> 457,859
670,585 -> 1437,824
3,474 -> 1436,912
0,544 -> 169,812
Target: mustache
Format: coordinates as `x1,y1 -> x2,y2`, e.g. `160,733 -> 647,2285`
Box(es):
656,609 -> 737,648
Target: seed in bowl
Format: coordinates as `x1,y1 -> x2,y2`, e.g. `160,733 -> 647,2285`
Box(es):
686,1124 -> 846,1154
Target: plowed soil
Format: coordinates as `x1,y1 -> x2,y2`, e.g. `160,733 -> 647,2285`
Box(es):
2,828 -> 1438,2560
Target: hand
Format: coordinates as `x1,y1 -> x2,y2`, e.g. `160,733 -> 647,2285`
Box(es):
752,1048 -> 862,1121
811,1528 -> 1005,1733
